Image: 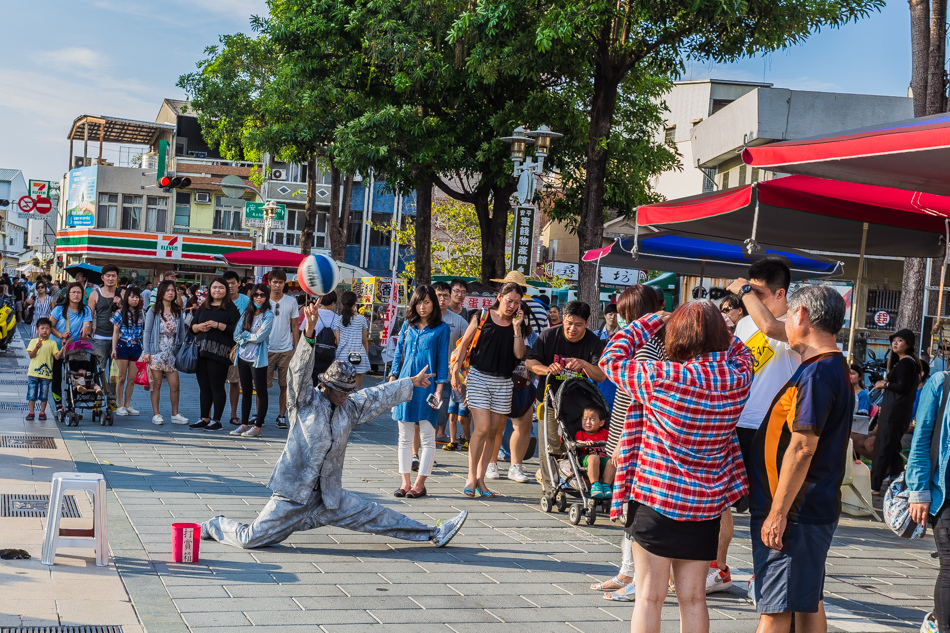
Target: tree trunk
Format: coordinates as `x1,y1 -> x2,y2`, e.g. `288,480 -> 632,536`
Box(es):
488,183 -> 516,283
339,175 -> 354,261
414,178 -> 433,285
577,59 -> 621,307
299,158 -> 318,256
910,0 -> 931,117
927,0 -> 947,113
327,166 -> 346,261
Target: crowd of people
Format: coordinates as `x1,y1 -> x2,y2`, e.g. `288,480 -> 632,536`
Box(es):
16,257 -> 950,633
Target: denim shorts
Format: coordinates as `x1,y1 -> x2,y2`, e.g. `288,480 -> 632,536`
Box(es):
447,390 -> 470,418
115,341 -> 142,361
750,518 -> 837,614
27,376 -> 51,403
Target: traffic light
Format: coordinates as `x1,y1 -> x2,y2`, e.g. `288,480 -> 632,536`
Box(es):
159,172 -> 192,191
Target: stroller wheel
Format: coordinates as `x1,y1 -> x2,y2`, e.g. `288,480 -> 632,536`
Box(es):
540,496 -> 554,513
92,410 -> 100,424
555,492 -> 568,513
106,410 -> 114,426
67,412 -> 79,427
586,506 -> 597,526
569,504 -> 583,525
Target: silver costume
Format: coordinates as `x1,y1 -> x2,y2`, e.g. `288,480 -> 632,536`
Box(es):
202,339 -> 438,548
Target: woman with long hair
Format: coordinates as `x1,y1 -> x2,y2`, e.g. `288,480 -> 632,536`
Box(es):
332,291 -> 370,388
111,286 -> 145,416
871,328 -> 922,492
189,277 -> 240,431
141,280 -> 187,426
231,283 -> 274,438
601,300 -> 754,633
450,281 -> 527,498
389,285 -> 450,498
49,282 -> 92,410
593,284 -> 666,600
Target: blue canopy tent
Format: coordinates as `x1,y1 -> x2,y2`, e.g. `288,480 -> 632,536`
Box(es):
583,232 -> 843,281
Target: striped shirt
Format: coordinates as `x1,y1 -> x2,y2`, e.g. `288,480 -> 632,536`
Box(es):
31,296 -> 54,337
332,313 -> 369,372
600,314 -> 754,521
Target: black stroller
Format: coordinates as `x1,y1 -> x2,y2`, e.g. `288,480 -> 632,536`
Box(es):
538,377 -> 611,525
59,342 -> 113,427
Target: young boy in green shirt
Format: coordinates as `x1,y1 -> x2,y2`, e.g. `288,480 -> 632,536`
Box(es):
27,317 -> 61,420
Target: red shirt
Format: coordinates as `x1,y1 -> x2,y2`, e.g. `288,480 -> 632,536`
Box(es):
575,427 -> 609,458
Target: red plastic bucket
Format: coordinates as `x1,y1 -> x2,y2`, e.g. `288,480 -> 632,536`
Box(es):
171,522 -> 201,563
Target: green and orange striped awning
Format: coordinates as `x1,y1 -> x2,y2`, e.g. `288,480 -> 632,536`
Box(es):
56,229 -> 253,262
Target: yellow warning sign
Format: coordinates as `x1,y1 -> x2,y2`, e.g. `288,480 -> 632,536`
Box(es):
745,331 -> 776,374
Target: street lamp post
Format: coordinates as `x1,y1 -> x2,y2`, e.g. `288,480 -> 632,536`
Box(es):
262,199 -> 278,246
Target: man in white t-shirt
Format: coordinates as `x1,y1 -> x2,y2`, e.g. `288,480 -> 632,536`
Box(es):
267,269 -> 300,430
704,257 -> 801,594
433,282 -> 469,446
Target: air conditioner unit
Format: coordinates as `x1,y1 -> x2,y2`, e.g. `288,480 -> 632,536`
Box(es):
194,192 -> 212,204
272,169 -> 286,181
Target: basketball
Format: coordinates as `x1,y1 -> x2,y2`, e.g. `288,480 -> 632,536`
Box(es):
297,253 -> 341,296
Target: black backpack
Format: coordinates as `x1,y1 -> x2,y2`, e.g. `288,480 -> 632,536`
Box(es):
313,315 -> 337,363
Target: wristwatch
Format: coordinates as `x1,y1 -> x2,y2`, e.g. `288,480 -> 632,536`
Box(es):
737,284 -> 753,304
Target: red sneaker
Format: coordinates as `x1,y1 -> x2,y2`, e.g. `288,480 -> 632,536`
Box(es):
705,562 -> 733,594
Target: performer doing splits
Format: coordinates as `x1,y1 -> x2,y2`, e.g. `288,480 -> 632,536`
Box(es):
202,303 -> 468,549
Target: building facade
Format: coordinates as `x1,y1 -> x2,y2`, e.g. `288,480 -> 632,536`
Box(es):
0,169 -> 32,274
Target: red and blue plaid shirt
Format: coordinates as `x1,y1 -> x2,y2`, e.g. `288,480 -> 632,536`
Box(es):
600,313 -> 754,521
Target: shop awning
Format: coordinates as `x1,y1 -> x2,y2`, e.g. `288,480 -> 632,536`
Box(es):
637,175 -> 950,258
582,233 -> 843,280
221,249 -> 305,268
742,113 -> 950,196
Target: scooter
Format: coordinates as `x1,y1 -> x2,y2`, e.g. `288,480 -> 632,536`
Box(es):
0,297 -> 17,351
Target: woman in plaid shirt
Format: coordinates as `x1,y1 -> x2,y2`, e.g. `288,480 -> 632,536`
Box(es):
600,301 -> 754,633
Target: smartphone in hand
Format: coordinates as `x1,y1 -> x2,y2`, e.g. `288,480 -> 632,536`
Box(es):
426,393 -> 441,408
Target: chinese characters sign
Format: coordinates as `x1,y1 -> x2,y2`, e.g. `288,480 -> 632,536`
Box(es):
546,261 -> 646,286
510,205 -> 536,275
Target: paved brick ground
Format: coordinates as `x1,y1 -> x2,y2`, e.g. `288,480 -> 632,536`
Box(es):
7,324 -> 939,632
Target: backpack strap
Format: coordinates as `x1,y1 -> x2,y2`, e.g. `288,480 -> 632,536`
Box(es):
931,371 -> 950,477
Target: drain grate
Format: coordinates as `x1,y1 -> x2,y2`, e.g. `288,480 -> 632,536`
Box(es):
1,628 -> 124,633
0,435 -> 56,449
0,379 -> 28,385
1,494 -> 81,518
0,401 -> 31,411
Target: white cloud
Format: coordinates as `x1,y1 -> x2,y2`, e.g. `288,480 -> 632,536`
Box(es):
90,0 -> 267,25
34,47 -> 108,71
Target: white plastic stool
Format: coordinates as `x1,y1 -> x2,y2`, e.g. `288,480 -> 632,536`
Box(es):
41,471 -> 109,566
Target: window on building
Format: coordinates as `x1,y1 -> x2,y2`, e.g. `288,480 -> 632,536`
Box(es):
702,169 -> 716,194
146,196 -> 168,233
664,126 -> 676,146
315,212 -> 327,248
720,170 -> 730,190
97,193 -> 118,229
369,213 -> 393,247
737,165 -> 747,187
174,192 -> 190,233
121,195 -> 143,231
346,211 -> 363,245
213,196 -> 246,234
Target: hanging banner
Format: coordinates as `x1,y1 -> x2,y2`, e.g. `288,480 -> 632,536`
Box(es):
510,205 -> 536,275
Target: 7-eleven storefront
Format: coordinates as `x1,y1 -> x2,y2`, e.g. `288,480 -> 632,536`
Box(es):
56,229 -> 255,286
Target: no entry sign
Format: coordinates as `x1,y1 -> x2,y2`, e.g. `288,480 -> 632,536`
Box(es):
17,196 -> 35,213
34,196 -> 52,214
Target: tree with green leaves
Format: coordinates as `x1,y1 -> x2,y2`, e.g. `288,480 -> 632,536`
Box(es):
455,0 -> 885,305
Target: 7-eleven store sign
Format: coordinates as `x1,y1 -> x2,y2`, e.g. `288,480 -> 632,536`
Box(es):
158,235 -> 182,259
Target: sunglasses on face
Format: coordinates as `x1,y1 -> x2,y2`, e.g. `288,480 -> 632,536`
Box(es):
721,305 -> 738,313
253,293 -> 267,298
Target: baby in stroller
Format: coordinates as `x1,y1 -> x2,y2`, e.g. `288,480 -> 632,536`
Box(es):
60,342 -> 109,426
576,404 -> 615,499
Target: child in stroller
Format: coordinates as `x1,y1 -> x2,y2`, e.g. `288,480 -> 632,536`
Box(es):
60,342 -> 111,426
577,404 -> 615,499
539,376 -> 612,525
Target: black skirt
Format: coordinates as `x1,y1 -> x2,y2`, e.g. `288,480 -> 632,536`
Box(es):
625,501 -> 721,561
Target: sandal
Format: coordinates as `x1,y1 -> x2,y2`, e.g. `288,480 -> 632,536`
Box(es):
603,583 -> 636,602
25,413 -> 34,421
228,417 -> 241,426
38,413 -> 47,421
393,488 -> 408,498
591,576 -> 627,592
406,487 -> 427,499
475,487 -> 498,498
463,487 -> 476,498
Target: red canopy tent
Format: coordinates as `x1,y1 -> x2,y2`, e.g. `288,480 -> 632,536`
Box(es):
221,249 -> 305,268
741,113 -> 950,197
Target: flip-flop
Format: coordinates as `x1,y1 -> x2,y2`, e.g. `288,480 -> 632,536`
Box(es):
475,487 -> 498,498
591,576 -> 626,592
463,487 -> 476,498
603,583 -> 636,602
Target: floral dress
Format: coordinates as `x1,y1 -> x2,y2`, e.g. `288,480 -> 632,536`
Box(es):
150,314 -> 178,372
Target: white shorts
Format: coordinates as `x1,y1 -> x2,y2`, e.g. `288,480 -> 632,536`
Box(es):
465,367 -> 513,415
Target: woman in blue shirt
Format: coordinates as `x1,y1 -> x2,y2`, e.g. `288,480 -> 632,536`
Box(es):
389,285 -> 449,499
49,282 -> 93,409
231,284 -> 274,438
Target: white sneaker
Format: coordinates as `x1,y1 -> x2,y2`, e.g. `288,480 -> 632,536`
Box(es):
485,462 -> 500,479
170,413 -> 189,425
115,407 -> 129,416
431,510 -> 468,547
922,611 -> 938,633
508,464 -> 530,483
152,414 -> 164,425
747,574 -> 755,605
705,563 -> 732,594
126,406 -> 140,416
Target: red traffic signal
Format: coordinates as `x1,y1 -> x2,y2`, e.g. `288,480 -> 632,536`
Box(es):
158,174 -> 192,190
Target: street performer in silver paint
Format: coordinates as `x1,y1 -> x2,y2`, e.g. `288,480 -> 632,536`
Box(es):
201,304 -> 468,549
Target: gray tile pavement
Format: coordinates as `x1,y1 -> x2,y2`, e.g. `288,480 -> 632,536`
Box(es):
2,323 -> 938,632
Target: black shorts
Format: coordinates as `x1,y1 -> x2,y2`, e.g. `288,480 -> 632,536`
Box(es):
733,427 -> 758,513
625,501 -> 721,561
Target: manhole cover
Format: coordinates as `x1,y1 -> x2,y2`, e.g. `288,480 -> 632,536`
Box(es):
0,625 -> 122,633
496,526 -> 612,544
1,494 -> 81,518
0,435 -> 56,449
0,402 -> 31,411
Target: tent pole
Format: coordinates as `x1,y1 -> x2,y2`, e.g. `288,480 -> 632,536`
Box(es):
846,222 -> 868,364
921,257 -> 932,358
932,220 -> 950,362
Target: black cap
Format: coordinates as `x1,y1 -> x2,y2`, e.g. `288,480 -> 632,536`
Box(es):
604,304 -> 618,314
889,328 -> 916,350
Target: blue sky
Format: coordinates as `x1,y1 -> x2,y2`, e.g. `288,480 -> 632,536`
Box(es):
0,1 -> 911,184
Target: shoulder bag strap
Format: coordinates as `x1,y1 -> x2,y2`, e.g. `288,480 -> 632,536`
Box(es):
931,371 -> 950,477
467,309 -> 490,355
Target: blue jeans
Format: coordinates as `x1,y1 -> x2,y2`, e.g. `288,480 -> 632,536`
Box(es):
27,376 -> 51,403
